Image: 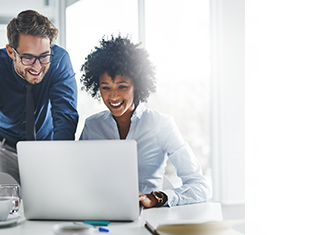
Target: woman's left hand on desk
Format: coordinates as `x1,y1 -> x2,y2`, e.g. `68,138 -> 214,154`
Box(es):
139,192 -> 157,208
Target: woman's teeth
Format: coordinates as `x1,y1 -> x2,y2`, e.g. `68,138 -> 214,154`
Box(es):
110,101 -> 123,107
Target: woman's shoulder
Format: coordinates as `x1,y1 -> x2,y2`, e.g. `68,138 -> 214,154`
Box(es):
140,106 -> 175,128
143,106 -> 172,120
85,110 -> 110,123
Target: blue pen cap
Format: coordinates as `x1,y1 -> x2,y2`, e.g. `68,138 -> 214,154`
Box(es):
98,227 -> 109,232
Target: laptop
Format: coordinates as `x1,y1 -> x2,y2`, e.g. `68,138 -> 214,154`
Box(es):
17,140 -> 140,221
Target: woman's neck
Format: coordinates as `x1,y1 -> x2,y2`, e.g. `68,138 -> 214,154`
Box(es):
113,105 -> 136,139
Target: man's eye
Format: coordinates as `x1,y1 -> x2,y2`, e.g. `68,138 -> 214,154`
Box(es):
101,86 -> 110,90
119,85 -> 128,89
23,57 -> 34,61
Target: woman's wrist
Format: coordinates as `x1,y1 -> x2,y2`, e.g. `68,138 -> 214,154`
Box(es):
150,191 -> 168,207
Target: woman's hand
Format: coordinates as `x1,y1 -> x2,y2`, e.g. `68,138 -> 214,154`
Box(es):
139,191 -> 157,208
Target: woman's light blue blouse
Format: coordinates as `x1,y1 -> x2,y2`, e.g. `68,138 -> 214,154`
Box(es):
80,103 -> 210,206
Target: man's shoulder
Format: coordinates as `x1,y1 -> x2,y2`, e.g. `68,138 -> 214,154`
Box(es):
0,48 -> 10,64
0,48 -> 12,74
51,44 -> 68,58
49,45 -> 73,73
0,47 -> 7,54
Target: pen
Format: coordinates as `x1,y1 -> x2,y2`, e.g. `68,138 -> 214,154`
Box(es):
72,222 -> 109,233
83,220 -> 110,232
98,227 -> 109,233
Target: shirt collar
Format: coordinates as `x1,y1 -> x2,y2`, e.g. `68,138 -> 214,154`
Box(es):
132,102 -> 145,120
105,102 -> 146,121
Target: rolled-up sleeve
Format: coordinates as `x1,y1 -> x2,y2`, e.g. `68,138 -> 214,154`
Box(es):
161,118 -> 210,206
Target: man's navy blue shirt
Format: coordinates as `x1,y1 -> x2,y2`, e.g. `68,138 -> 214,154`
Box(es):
0,45 -> 79,145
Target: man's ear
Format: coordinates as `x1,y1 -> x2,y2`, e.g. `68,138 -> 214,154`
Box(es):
6,44 -> 15,60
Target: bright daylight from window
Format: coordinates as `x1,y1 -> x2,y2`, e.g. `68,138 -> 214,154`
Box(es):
67,0 -> 212,192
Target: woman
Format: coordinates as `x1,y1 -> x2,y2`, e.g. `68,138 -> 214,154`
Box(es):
80,35 -> 210,208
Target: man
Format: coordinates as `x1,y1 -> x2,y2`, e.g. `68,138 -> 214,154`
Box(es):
0,10 -> 79,184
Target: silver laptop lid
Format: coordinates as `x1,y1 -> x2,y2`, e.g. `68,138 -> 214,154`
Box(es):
17,140 -> 139,221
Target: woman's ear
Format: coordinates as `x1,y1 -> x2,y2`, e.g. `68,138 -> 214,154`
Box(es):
6,44 -> 15,60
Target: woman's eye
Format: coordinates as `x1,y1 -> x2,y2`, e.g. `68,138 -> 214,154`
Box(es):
119,85 -> 127,89
101,86 -> 110,90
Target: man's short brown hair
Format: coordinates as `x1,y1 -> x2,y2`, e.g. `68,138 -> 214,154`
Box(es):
7,10 -> 58,49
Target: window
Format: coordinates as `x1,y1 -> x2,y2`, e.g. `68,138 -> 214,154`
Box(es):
144,0 -> 212,187
66,0 -> 244,204
66,0 -> 139,140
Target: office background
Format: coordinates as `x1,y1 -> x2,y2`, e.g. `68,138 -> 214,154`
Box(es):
0,0 -> 244,230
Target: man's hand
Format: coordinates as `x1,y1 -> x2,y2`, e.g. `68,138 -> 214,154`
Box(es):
139,192 -> 157,208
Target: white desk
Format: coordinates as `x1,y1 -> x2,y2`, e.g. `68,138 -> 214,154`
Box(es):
0,202 -> 243,235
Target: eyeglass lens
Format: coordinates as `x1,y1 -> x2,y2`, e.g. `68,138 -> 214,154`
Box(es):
22,55 -> 52,65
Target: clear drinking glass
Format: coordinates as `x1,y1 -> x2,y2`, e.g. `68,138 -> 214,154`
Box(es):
0,184 -> 21,213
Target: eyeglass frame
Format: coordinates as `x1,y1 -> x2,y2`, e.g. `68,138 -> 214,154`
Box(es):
12,47 -> 54,66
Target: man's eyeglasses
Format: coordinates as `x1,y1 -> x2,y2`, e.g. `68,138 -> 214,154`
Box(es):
12,47 -> 54,66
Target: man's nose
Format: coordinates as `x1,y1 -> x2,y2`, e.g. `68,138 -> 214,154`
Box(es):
31,58 -> 42,70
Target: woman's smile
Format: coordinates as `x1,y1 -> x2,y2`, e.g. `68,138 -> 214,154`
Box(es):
109,101 -> 124,108
99,72 -> 135,120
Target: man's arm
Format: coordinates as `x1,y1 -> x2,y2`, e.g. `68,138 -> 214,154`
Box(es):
49,48 -> 79,140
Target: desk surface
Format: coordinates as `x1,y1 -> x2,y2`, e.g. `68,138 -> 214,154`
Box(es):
0,202 -> 243,235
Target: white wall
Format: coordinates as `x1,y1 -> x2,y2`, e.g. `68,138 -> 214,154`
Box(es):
0,0 -> 62,46
0,0 -> 55,19
0,24 -> 7,48
214,0 -> 245,204
246,1 -> 320,234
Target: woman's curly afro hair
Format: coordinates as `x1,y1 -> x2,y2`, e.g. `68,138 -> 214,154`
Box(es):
80,35 -> 156,103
